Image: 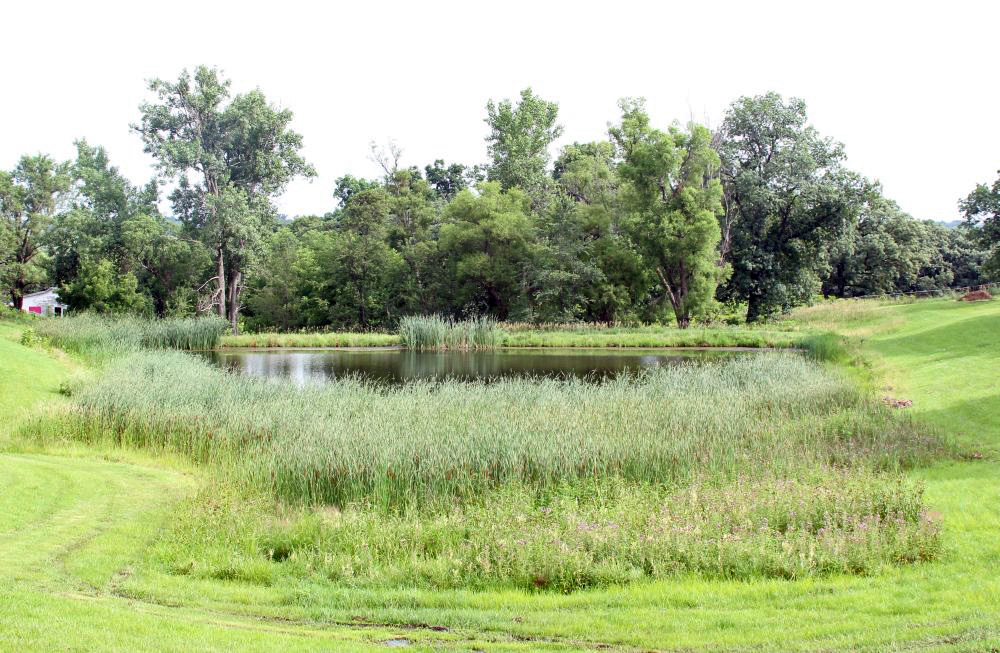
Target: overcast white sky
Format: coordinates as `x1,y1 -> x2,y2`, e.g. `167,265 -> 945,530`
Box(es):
3,0 -> 997,220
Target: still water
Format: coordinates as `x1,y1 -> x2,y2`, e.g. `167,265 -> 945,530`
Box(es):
203,347 -> 749,385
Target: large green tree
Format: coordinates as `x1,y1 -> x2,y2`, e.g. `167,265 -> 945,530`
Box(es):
46,141 -> 208,315
134,66 -> 314,332
960,170 -> 1000,278
324,187 -> 405,327
718,92 -> 864,322
440,183 -> 536,319
0,155 -> 71,309
610,101 -> 726,328
825,189 -> 928,297
485,88 -> 563,207
548,141 -> 649,322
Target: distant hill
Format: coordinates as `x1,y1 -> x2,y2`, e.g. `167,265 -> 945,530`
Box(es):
934,220 -> 963,229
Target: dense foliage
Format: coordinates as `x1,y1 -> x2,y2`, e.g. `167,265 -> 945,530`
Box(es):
2,68 -> 990,328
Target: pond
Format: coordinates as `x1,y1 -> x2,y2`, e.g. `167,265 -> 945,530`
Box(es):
203,347 -> 755,385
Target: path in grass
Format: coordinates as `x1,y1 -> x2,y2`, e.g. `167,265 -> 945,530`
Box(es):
2,301 -> 1000,651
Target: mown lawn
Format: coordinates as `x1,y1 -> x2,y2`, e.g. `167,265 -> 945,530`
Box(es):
1,298 -> 999,651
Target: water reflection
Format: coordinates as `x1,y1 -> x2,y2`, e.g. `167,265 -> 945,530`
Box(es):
202,347 -> 747,385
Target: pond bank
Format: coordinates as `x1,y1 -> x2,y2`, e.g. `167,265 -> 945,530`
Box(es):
220,326 -> 805,349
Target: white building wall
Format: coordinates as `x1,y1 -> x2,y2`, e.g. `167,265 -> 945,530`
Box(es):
21,289 -> 67,317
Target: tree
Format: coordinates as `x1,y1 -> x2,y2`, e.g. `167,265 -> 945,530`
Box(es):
134,66 -> 314,332
324,188 -> 404,328
485,88 -> 563,207
825,189 -> 927,297
60,258 -> 150,314
425,159 -> 480,200
243,228 -> 308,331
440,183 -> 536,319
43,140 -> 208,316
0,155 -> 71,309
718,92 -> 864,322
610,100 -> 726,328
960,171 -> 1000,278
539,141 -> 649,323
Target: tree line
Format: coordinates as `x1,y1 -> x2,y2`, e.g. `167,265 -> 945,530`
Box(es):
2,67 -> 996,332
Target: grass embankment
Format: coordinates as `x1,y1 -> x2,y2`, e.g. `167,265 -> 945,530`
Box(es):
222,331 -> 401,348
0,322 -> 71,428
501,325 -> 802,348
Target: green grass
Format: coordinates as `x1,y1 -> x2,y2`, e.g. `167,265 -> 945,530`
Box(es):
219,322 -> 804,349
151,470 -> 938,592
2,297 -> 1000,650
501,326 -> 803,348
221,331 -> 401,348
861,299 -> 1000,453
0,322 -> 72,429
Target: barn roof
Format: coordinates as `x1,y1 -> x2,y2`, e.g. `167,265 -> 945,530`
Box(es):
22,287 -> 62,299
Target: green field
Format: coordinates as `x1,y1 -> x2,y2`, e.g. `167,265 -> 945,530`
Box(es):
2,299 -> 999,651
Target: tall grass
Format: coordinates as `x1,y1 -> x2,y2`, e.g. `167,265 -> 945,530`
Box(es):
162,472 -> 940,590
24,350 -> 946,508
30,314 -> 228,362
398,314 -> 504,350
800,333 -> 851,363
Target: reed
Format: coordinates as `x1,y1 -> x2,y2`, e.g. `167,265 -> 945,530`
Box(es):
30,314 -> 228,362
398,314 -> 504,350
23,350 -> 946,508
799,333 -> 851,363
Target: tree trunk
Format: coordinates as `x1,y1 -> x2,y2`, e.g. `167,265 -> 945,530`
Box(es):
358,282 -> 366,327
656,266 -> 691,330
746,294 -> 763,324
227,269 -> 242,335
215,246 -> 227,320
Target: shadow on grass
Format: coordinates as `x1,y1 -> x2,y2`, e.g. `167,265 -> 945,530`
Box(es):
908,393 -> 1000,455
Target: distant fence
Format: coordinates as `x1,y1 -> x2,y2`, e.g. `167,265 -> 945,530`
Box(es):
847,282 -> 999,301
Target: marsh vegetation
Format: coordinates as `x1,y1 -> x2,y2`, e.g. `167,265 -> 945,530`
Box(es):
20,318 -> 948,589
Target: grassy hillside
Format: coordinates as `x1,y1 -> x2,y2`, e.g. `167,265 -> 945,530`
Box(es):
1,298 -> 999,651
865,300 -> 1000,451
